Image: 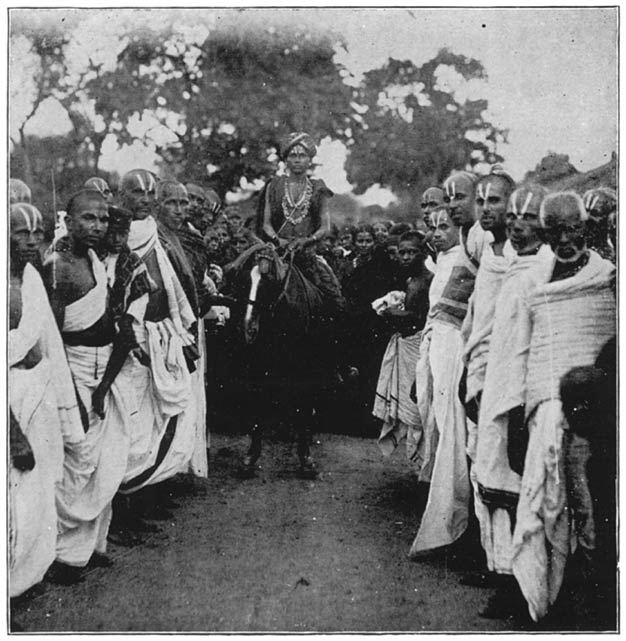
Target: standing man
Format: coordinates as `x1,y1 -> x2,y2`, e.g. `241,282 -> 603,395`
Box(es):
117,170 -> 198,494
155,180 -> 208,476
374,230 -> 432,472
420,186 -> 445,269
9,203 -> 85,594
470,185 -> 552,617
462,168 -> 516,424
409,170 -> 482,557
508,192 -> 615,622
42,189 -> 129,583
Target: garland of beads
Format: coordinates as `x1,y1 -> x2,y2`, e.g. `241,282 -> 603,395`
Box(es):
281,177 -> 313,226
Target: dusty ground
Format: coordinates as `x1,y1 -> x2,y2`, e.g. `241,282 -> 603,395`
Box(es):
10,431 -> 613,633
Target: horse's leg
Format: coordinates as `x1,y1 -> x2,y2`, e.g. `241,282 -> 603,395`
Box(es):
293,399 -> 317,478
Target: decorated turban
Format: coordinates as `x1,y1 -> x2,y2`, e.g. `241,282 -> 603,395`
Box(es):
280,132 -> 317,160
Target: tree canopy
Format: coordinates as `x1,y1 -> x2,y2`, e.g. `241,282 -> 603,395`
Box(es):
344,49 -> 507,201
10,12 -> 508,215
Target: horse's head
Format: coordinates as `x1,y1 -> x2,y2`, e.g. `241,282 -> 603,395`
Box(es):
243,243 -> 287,344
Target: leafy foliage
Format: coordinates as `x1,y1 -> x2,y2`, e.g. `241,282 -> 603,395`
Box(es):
345,49 -> 507,200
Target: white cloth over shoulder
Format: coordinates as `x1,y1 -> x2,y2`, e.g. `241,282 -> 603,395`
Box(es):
9,265 -> 83,596
473,246 -> 553,575
510,251 -> 615,622
461,244 -> 511,402
62,249 -> 108,333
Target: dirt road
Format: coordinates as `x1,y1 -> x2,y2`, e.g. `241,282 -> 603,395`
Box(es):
9,431 -> 601,632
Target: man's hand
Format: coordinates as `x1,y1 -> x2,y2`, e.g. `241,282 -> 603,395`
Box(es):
92,384 -> 107,420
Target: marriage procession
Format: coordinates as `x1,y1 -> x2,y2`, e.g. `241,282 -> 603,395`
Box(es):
7,7 -> 618,635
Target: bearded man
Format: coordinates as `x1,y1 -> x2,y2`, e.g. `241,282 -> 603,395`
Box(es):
507,192 -> 615,622
9,204 -> 85,595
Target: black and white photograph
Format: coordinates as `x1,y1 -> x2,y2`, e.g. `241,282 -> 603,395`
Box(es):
7,5 -> 618,633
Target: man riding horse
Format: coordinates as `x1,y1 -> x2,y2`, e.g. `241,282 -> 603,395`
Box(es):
227,132 -> 343,478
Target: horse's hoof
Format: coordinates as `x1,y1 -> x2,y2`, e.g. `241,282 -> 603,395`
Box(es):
298,457 -> 318,479
238,456 -> 257,479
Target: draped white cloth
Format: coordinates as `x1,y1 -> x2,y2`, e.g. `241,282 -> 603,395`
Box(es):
116,216 -> 200,491
62,249 -> 108,333
461,244 -> 511,403
54,251 -> 132,567
409,323 -> 470,556
414,245 -> 461,484
127,216 -> 195,343
409,244 -> 470,556
473,246 -> 553,575
56,343 -> 132,567
9,265 -> 84,595
510,251 -> 616,622
374,331 -> 422,470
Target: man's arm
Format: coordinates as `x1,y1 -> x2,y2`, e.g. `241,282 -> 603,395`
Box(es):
262,186 -> 282,244
42,256 -> 67,330
91,314 -> 136,419
311,198 -> 331,241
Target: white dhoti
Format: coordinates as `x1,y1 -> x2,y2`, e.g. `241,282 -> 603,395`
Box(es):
409,322 -> 470,556
473,248 -> 554,575
9,264 -> 85,594
510,250 -> 615,621
374,332 -> 422,470
9,360 -> 65,596
118,318 -> 197,493
56,344 -> 131,567
511,401 -> 569,622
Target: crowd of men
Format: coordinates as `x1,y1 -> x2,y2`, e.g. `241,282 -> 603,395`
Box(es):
8,139 -> 617,628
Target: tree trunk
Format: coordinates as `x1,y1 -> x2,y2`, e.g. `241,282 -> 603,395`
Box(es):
18,128 -> 34,186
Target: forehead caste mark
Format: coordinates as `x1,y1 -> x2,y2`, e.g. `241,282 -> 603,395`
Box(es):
477,182 -> 492,201
11,204 -> 43,232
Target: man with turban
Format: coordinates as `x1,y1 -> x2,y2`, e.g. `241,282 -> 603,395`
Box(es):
257,132 -> 333,245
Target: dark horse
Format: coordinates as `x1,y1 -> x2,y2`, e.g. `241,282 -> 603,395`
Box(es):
228,240 -> 344,478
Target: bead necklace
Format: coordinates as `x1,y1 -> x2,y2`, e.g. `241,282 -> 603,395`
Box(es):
282,177 -> 313,226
